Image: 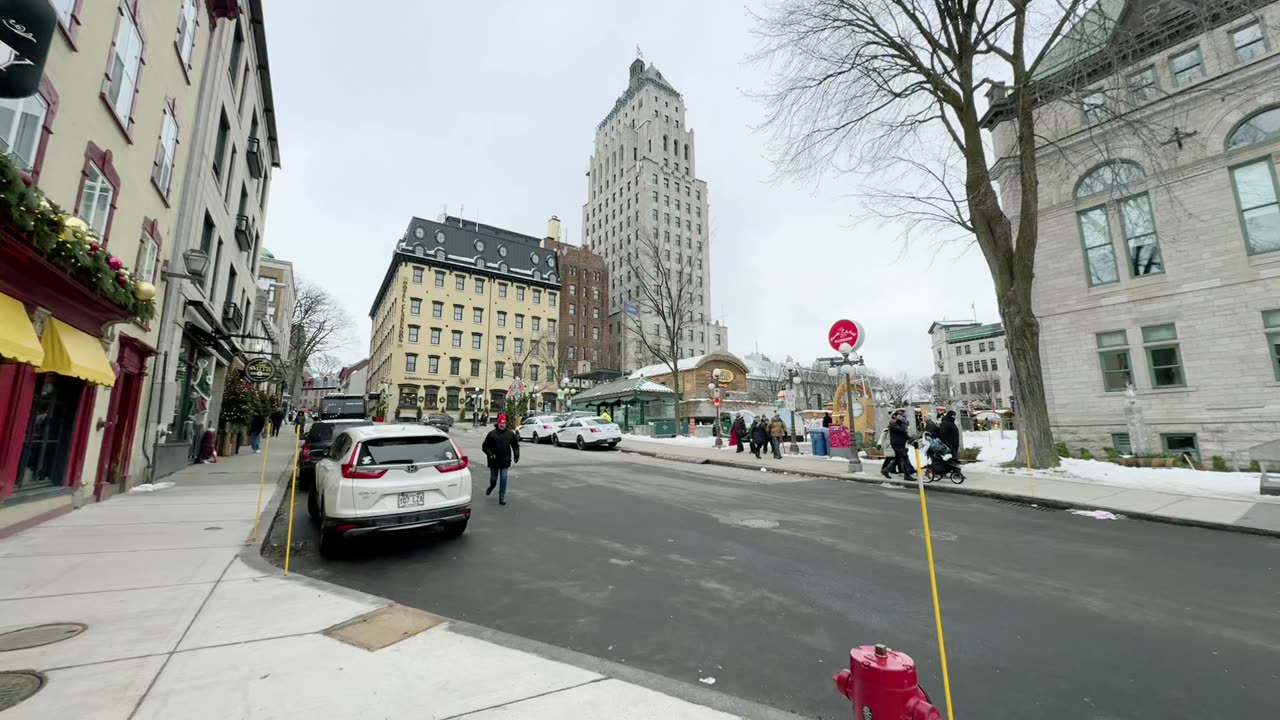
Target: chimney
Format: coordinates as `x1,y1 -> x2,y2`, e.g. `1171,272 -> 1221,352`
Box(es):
546,216 -> 561,243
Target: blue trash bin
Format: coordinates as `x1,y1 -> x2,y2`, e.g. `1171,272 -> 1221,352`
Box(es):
810,428 -> 830,457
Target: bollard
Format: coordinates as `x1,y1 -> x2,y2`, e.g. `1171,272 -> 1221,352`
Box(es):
833,644 -> 942,720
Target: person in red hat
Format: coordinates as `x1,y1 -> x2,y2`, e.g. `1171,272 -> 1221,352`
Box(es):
481,413 -> 521,505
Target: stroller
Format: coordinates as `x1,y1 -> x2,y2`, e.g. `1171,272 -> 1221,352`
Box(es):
922,435 -> 965,484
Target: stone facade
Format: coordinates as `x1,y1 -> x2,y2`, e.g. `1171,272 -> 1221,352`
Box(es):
986,1 -> 1280,460
928,322 -> 1015,410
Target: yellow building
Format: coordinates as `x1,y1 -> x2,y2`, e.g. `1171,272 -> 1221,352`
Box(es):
369,217 -> 563,421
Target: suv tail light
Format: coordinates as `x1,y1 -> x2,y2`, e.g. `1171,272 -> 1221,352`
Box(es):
301,443 -> 313,460
437,440 -> 469,473
341,442 -> 386,479
542,425 -> 552,430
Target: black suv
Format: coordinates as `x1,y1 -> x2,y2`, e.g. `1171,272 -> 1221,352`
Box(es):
297,418 -> 372,488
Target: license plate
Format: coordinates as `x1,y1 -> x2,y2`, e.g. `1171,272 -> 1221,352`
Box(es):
397,491 -> 425,508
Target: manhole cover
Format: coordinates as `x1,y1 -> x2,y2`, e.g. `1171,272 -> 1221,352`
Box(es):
0,623 -> 87,652
736,518 -> 779,529
0,671 -> 46,711
910,529 -> 958,542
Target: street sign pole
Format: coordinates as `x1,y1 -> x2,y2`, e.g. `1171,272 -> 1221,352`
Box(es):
829,319 -> 866,474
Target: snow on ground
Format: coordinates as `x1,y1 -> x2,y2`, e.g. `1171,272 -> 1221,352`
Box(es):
623,434 -> 720,449
965,430 -> 1265,499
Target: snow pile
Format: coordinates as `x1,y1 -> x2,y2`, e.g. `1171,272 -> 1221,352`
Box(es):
128,482 -> 175,493
966,430 -> 1265,500
1069,509 -> 1122,520
623,434 -> 720,449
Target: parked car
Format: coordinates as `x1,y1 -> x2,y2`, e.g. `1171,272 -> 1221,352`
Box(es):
517,415 -> 567,444
297,419 -> 373,489
307,424 -> 471,556
319,394 -> 367,421
554,417 -> 622,450
422,413 -> 453,431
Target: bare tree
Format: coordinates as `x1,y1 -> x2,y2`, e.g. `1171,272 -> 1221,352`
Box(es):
308,353 -> 342,377
875,371 -> 916,408
496,330 -> 560,416
916,375 -> 936,403
287,279 -> 352,405
622,229 -> 699,428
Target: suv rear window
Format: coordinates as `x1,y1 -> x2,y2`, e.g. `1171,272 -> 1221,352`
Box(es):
308,421 -> 371,443
357,436 -> 457,466
321,398 -> 366,416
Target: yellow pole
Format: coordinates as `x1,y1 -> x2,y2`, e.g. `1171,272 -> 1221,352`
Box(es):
251,422 -> 273,540
913,412 -> 956,720
283,424 -> 302,575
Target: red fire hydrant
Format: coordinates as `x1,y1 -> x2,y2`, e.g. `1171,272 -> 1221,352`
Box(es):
833,644 -> 941,720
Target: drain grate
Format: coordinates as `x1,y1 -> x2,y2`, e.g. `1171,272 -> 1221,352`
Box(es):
0,623 -> 87,652
0,671 -> 46,711
996,499 -> 1057,512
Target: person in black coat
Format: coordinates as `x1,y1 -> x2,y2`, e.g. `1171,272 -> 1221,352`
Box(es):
939,411 -> 961,455
731,414 -> 748,454
750,417 -> 770,459
880,410 -> 917,480
481,414 -> 521,505
248,413 -> 267,453
270,409 -> 285,437
822,412 -> 833,429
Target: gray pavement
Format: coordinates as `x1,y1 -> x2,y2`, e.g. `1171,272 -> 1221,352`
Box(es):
268,429 -> 1280,720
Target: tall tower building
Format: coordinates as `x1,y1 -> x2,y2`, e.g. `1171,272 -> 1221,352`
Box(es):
583,59 -> 728,373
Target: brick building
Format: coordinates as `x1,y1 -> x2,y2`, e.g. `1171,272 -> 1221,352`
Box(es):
541,217 -> 611,377
984,0 -> 1280,459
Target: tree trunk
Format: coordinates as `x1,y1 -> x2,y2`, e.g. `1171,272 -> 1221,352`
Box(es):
997,279 -> 1058,468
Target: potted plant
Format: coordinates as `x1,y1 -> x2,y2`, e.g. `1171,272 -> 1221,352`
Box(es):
863,443 -> 885,458
959,446 -> 982,462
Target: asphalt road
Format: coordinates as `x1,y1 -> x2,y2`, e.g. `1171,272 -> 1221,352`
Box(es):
267,427 -> 1280,719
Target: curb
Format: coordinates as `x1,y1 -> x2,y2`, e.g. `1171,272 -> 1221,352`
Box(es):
241,471 -> 810,720
617,446 -> 1280,539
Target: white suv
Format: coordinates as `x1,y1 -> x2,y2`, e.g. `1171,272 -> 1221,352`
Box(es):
307,424 -> 471,555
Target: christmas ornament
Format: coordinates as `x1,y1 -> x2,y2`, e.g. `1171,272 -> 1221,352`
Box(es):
133,281 -> 157,301
60,215 -> 89,242
116,274 -> 129,287
107,256 -> 123,271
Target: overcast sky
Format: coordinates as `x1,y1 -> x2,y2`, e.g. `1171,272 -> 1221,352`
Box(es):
260,0 -> 1000,378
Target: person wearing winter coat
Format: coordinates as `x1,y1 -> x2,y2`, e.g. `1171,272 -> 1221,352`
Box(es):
768,414 -> 787,458
248,414 -> 266,453
270,409 -> 285,437
731,414 -> 748,454
880,410 -> 917,480
481,414 -> 521,505
939,411 -> 961,455
822,412 -> 833,429
750,417 -> 770,459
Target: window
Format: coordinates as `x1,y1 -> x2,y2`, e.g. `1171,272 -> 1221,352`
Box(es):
495,362 -> 505,379
532,317 -> 540,332
569,324 -> 575,337
965,345 -> 972,355
570,284 -> 577,296
431,301 -> 443,319
450,358 -> 461,375
981,359 -> 989,372
978,342 -> 986,352
499,283 -> 508,298
471,359 -> 481,377
473,308 -> 483,324
1076,161 -> 1145,198
430,328 -> 441,345
991,358 -> 998,371
472,333 -> 482,350
1081,90 -> 1107,123
1264,309 -> 1280,380
549,292 -> 557,307
517,287 -> 526,301
533,289 -> 542,304
412,267 -> 424,283
1161,433 -> 1199,460
177,0 -> 199,68
453,305 -> 463,321
428,356 -> 440,374
568,346 -> 576,360
959,382 -> 967,395
106,3 -> 145,130
0,92 -> 50,173
514,339 -> 524,354
1119,194 -> 1163,276
1096,330 -> 1132,391
50,0 -> 76,28
569,303 -> 576,316
592,288 -> 600,301
405,354 -> 418,373
1111,433 -> 1132,454
1078,206 -> 1120,285
153,102 -> 182,199
592,307 -> 600,319
496,336 -> 506,352
476,278 -> 485,294
548,319 -> 557,333
135,225 -> 159,284
530,365 -> 540,382
435,270 -> 446,287
1232,22 -> 1266,63
451,330 -> 462,348
1127,67 -> 1158,103
497,311 -> 507,327
1229,159 -> 1280,255
456,276 -> 466,291
408,326 -> 420,343
1142,324 -> 1185,388
78,158 -> 116,238
592,327 -> 600,340
515,314 -> 525,329
212,112 -> 230,179
1169,46 -> 1205,86
957,362 -> 965,375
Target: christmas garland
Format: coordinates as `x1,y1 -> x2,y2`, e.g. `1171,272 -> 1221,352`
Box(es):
0,153 -> 157,323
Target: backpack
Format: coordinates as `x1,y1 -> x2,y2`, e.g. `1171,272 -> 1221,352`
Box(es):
928,437 -> 946,456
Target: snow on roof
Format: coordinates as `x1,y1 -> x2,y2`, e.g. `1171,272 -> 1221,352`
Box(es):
628,355 -> 708,379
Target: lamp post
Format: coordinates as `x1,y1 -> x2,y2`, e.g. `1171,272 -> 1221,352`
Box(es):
827,344 -> 865,473
708,367 -> 724,449
785,362 -> 803,454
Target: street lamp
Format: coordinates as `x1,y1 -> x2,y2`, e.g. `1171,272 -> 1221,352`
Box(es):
827,344 -> 866,473
708,367 -> 724,449
784,362 -> 804,454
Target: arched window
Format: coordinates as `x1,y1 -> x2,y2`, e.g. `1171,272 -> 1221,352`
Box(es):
1075,161 -> 1146,198
1228,107 -> 1280,150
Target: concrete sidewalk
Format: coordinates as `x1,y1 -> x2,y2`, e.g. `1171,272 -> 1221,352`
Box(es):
618,440 -> 1280,537
0,445 -> 797,719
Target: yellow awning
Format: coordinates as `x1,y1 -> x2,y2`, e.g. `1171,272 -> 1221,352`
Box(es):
37,318 -> 116,387
0,292 -> 43,366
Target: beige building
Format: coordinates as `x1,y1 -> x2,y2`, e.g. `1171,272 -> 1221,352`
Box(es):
985,0 -> 1280,459
247,251 -> 294,403
1,0 -> 215,526
584,59 -> 728,373
928,322 -> 1015,410
368,217 -> 563,421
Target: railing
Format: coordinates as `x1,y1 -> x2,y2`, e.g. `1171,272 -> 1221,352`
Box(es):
222,302 -> 244,332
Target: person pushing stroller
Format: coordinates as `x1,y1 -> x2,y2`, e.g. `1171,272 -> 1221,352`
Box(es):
923,410 -> 966,483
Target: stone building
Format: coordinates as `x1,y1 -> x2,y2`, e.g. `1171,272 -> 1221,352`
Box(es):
582,58 -> 729,372
928,322 -> 1015,410
984,0 -> 1280,459
541,216 -> 611,376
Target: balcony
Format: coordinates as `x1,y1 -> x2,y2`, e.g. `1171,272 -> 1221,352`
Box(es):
246,137 -> 264,179
222,301 -> 244,333
234,214 -> 252,252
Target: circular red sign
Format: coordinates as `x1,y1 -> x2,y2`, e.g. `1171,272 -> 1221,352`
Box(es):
828,319 -> 864,353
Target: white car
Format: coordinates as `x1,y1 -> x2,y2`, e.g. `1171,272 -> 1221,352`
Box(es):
307,424 -> 471,555
517,415 -> 567,444
554,417 -> 622,450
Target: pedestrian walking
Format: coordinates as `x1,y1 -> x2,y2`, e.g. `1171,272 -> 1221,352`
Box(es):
822,412 -> 833,429
880,410 -> 917,480
293,409 -> 306,437
248,413 -> 266,453
768,413 -> 787,459
938,410 -> 961,456
750,416 -> 769,459
731,413 -> 748,453
481,414 -> 521,506
270,408 -> 285,437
